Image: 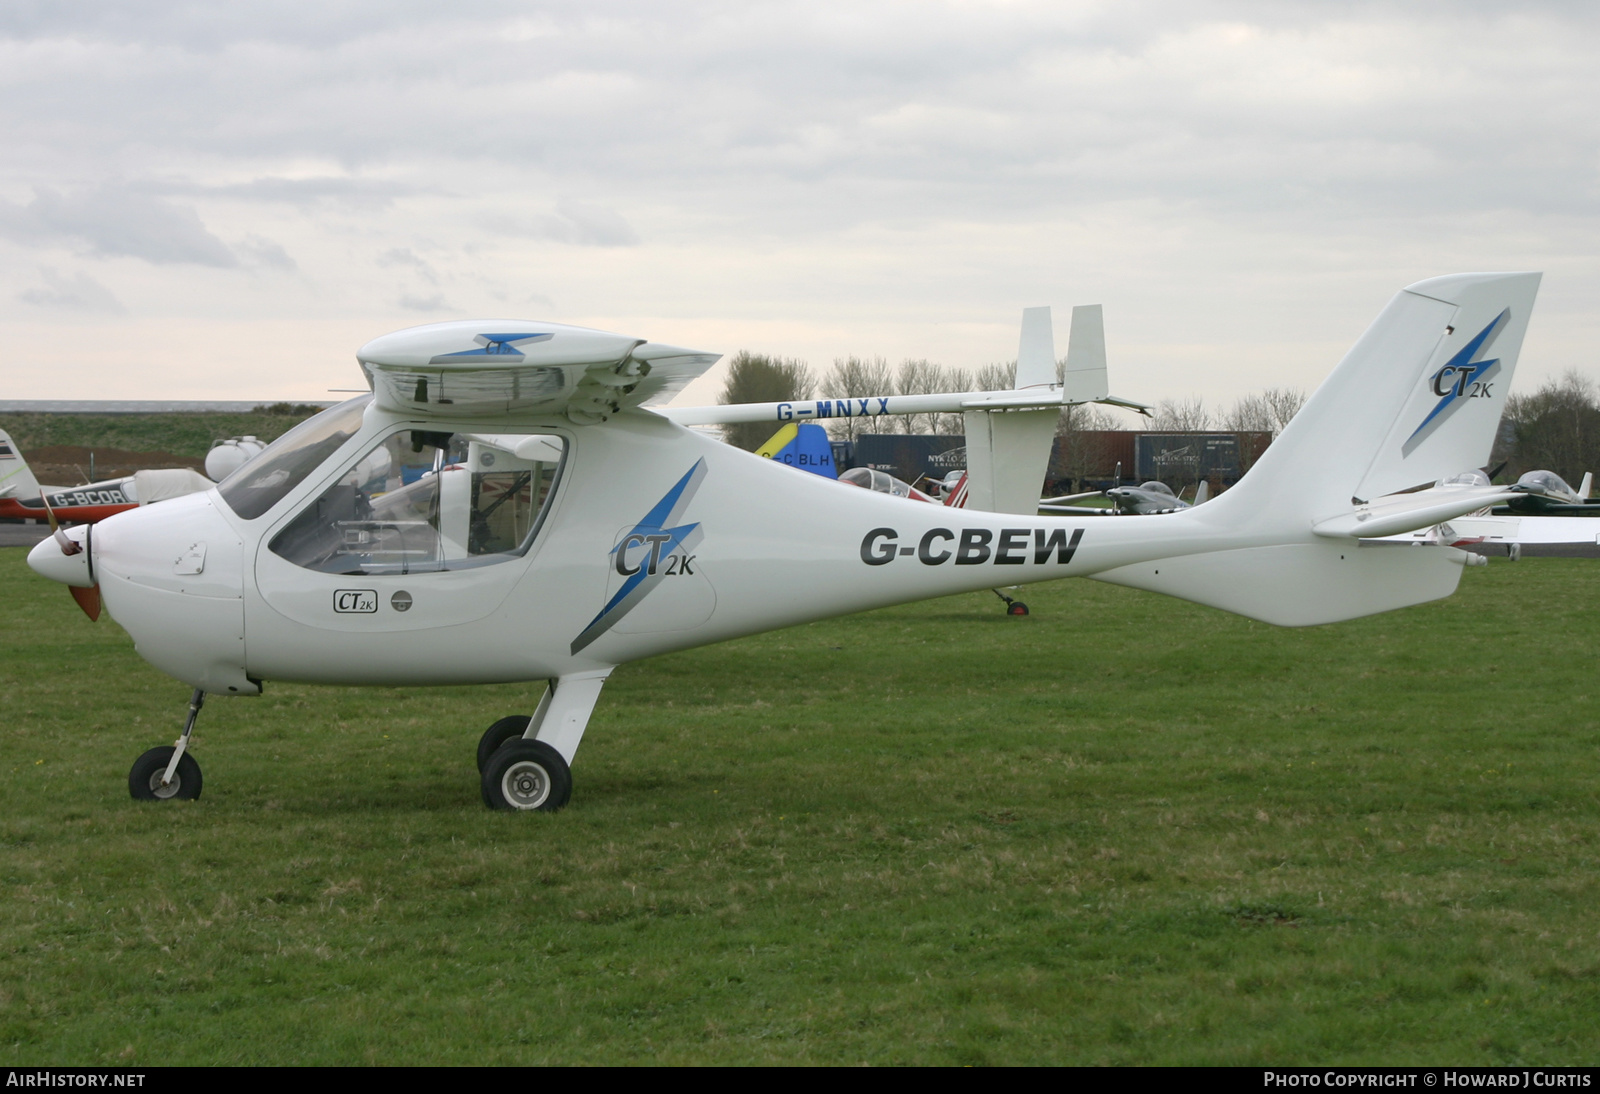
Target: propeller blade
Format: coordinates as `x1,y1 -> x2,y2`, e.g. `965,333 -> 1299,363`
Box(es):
69,584 -> 102,622
38,490 -> 83,556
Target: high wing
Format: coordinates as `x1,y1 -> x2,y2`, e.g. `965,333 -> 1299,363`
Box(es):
356,320 -> 721,423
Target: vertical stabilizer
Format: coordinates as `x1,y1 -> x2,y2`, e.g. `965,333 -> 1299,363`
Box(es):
1014,306 -> 1057,390
964,306 -> 1063,513
0,429 -> 42,501
1062,304 -> 1109,403
1351,273 -> 1541,502
1095,272 -> 1541,627
1206,272 -> 1541,530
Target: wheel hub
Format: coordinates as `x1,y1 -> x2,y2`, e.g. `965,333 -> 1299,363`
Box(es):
501,760 -> 550,809
148,771 -> 181,799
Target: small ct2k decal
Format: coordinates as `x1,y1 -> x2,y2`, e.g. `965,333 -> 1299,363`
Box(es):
334,589 -> 378,613
860,527 -> 1083,567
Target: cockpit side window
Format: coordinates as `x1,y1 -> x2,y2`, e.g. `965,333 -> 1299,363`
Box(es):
218,395 -> 372,521
268,428 -> 567,575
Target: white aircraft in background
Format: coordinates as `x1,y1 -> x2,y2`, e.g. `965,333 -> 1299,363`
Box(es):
1373,468 -> 1600,558
1042,479 -> 1210,516
0,428 -> 212,529
29,273 -> 1539,812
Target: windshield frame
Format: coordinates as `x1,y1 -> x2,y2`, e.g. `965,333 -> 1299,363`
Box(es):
264,422 -> 572,577
217,395 -> 373,521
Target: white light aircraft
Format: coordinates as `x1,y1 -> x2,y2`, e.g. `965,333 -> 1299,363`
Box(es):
28,273 -> 1540,811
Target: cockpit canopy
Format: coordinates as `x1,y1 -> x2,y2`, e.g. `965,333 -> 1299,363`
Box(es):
1437,469 -> 1491,488
839,466 -> 917,499
1516,469 -> 1579,501
271,427 -> 566,575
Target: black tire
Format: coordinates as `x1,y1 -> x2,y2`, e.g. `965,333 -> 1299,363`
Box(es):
477,715 -> 534,773
128,746 -> 202,801
482,740 -> 572,812
1007,601 -> 1030,616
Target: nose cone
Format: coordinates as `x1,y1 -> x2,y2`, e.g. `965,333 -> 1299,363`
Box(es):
27,526 -> 94,587
93,492 -> 259,695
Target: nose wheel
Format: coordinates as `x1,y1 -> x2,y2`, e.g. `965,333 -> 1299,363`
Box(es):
129,688 -> 206,802
129,746 -> 203,801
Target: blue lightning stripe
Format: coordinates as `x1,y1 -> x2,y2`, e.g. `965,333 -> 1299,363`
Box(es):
571,459 -> 707,654
430,332 -> 553,362
1403,310 -> 1508,451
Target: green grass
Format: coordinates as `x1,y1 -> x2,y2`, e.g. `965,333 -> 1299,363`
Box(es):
0,409 -> 319,462
2,548 -> 1598,1065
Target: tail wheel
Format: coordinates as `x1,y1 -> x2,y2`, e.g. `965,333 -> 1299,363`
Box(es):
1007,601 -> 1030,616
482,740 -> 572,812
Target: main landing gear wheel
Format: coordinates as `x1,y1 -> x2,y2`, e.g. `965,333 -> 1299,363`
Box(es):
128,746 -> 203,801
482,740 -> 572,812
477,714 -> 534,773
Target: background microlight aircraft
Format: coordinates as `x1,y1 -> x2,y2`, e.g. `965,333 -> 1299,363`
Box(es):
0,428 -> 212,525
29,273 -> 1540,812
1374,468 -> 1600,558
1041,479 -> 1210,516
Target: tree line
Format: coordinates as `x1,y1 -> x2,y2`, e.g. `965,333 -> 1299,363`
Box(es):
717,350 -> 1306,452
719,351 -> 1600,489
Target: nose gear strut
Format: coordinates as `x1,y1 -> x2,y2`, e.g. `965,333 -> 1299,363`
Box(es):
128,689 -> 206,802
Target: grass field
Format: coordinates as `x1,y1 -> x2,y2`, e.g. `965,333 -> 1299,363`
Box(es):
0,408 -> 319,463
2,546 -> 1598,1065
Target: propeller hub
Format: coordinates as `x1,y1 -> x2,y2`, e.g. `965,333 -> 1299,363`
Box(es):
27,525 -> 95,587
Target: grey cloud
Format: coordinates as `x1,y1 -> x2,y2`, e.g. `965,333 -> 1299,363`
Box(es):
205,177 -> 422,209
5,3 -> 1598,230
377,248 -> 438,283
0,4 -> 1598,286
0,186 -> 237,266
236,234 -> 297,270
17,267 -> 125,313
398,292 -> 450,313
485,201 -> 640,247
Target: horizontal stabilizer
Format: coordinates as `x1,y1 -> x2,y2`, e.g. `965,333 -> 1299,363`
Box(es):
1312,485 -> 1518,539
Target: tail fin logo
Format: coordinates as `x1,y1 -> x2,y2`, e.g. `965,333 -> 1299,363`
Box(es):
1402,309 -> 1508,456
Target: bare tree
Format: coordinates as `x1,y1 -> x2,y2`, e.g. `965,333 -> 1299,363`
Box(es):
973,362 -> 1016,393
933,365 -> 973,434
1503,370 -> 1600,484
820,355 -> 894,441
718,351 -> 814,450
1150,396 -> 1211,432
1052,402 -> 1122,492
1222,387 -> 1304,436
1261,387 -> 1307,432
894,358 -> 942,434
1221,393 -> 1274,433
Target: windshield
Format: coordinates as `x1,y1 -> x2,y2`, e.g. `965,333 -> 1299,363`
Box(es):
217,395 -> 372,520
268,428 -> 566,575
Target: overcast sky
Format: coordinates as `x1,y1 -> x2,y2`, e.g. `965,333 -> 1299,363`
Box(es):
2,1 -> 1597,415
